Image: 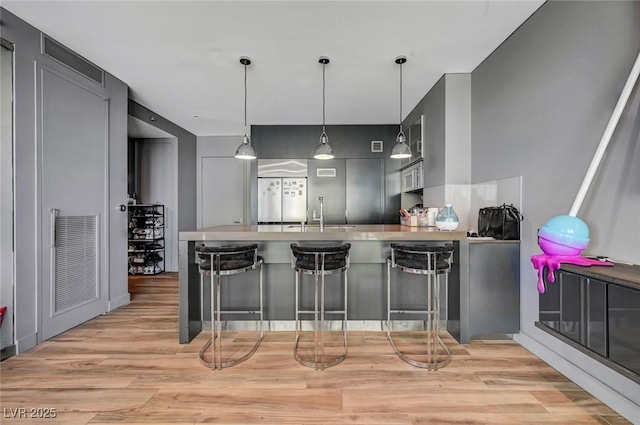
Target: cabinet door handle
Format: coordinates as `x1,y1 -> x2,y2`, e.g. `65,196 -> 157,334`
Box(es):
50,208 -> 58,248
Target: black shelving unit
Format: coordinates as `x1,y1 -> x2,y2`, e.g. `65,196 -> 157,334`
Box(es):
538,263 -> 640,383
128,204 -> 164,275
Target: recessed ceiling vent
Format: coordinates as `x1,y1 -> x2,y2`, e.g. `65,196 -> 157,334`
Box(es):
42,36 -> 104,86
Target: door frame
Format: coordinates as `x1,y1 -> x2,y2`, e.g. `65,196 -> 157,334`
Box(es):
0,38 -> 15,356
196,136 -> 251,229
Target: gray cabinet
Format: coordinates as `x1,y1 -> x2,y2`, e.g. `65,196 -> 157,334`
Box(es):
308,159 -> 384,225
401,116 -> 424,167
401,161 -> 423,192
346,159 -> 383,224
409,116 -> 423,163
307,159 -> 346,225
468,242 -> 520,337
539,271 -> 608,357
538,263 -> 640,380
609,284 -> 640,375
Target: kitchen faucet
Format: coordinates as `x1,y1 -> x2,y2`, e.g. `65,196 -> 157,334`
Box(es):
312,196 -> 325,231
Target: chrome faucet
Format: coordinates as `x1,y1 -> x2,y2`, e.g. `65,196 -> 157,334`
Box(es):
312,196 -> 325,232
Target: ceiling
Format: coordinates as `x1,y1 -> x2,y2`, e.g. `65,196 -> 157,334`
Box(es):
3,1 -> 545,137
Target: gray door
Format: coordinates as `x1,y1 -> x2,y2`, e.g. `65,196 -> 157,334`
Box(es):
308,159 -> 346,225
201,157 -> 245,227
40,68 -> 108,341
346,159 -> 383,224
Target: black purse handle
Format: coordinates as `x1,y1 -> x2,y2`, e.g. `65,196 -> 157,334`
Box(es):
480,208 -> 496,235
500,203 -> 524,221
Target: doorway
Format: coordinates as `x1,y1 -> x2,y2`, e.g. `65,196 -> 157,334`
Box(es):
128,116 -> 178,272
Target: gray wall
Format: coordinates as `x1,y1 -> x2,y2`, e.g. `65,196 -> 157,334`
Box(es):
128,100 -> 197,234
1,8 -> 129,352
472,0 -> 640,417
252,124 -> 401,223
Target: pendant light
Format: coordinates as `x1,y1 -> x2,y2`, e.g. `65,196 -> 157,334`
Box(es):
314,56 -> 334,160
235,56 -> 256,160
390,55 -> 412,159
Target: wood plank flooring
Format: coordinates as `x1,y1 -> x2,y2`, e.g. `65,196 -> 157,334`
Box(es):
0,273 -> 631,424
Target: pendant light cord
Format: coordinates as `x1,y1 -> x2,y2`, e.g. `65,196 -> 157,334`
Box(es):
322,61 -> 326,133
244,62 -> 248,131
399,61 -> 403,132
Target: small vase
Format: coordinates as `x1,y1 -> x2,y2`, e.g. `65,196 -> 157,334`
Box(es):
435,204 -> 459,231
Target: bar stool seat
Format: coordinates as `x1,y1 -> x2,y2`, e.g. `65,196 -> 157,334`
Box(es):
387,243 -> 453,370
291,243 -> 351,370
195,244 -> 264,370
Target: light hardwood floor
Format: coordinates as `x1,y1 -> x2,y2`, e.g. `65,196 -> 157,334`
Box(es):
0,273 -> 631,425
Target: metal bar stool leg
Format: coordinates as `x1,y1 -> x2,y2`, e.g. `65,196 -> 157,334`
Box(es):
435,273 -> 452,370
215,265 -> 222,370
343,264 -> 348,350
295,269 -> 300,349
387,245 -> 453,370
314,266 -> 320,370
196,245 -> 264,370
427,265 -> 433,369
291,243 -> 349,370
198,272 -> 213,369
259,262 -> 264,339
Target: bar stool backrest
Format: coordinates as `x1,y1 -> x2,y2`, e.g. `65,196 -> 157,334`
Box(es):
390,243 -> 454,274
195,244 -> 259,274
290,243 -> 351,272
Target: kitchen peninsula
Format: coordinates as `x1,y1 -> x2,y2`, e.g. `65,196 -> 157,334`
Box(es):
179,224 -> 474,344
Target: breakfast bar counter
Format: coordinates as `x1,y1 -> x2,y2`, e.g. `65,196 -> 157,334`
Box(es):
179,224 -> 467,242
179,224 -> 472,344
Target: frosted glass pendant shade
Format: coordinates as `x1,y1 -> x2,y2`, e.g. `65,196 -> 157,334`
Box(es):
235,133 -> 256,160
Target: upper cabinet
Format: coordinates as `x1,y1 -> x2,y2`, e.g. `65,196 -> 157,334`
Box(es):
402,115 -> 424,167
401,161 -> 423,193
409,116 -> 423,162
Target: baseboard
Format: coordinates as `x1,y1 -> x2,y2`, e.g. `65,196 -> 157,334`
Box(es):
515,331 -> 640,423
16,332 -> 37,354
108,293 -> 131,311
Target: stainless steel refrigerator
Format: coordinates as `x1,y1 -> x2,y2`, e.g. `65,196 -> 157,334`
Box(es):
258,177 -> 307,223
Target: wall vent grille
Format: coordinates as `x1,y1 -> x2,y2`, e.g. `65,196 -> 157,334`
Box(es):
371,141 -> 383,152
54,215 -> 98,312
42,36 -> 104,85
317,168 -> 336,178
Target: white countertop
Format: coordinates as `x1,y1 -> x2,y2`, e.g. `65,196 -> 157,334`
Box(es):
179,224 -> 467,242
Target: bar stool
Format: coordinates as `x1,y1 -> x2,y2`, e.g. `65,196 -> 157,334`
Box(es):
195,244 -> 264,370
387,243 -> 454,370
290,243 -> 351,370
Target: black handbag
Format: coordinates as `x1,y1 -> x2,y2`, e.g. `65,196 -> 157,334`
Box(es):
477,204 -> 523,240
